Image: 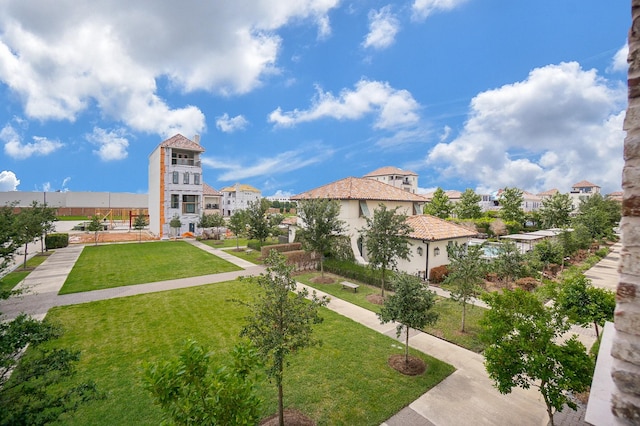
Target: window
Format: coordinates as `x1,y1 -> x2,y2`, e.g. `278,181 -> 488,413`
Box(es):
183,173 -> 189,184
182,195 -> 197,214
359,200 -> 370,217
172,171 -> 179,184
434,247 -> 440,256
194,173 -> 200,185
171,194 -> 179,209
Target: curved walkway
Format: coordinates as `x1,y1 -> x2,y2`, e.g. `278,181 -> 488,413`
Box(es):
1,240 -> 621,425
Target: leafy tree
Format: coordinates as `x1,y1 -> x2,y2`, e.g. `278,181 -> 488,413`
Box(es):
378,273 -> 438,364
572,194 -> 621,240
15,203 -> 47,268
227,209 -> 248,251
143,339 -> 262,426
360,204 -> 413,297
532,239 -> 564,272
271,200 -> 281,209
480,289 -> 594,426
454,188 -> 482,219
133,214 -> 148,243
245,199 -> 282,246
444,243 -> 485,332
297,199 -> 346,277
498,187 -> 525,224
556,274 -> 616,339
239,251 -> 328,426
539,193 -> 573,228
169,214 -> 182,238
491,240 -> 526,286
86,215 -> 103,245
198,212 -> 225,239
424,187 -> 452,219
0,204 -> 19,278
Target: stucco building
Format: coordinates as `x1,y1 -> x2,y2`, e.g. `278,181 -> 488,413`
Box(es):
220,183 -> 261,217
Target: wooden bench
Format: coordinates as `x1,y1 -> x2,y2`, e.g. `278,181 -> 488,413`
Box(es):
341,281 -> 360,292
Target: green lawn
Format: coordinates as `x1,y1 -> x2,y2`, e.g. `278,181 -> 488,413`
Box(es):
45,281 -> 454,425
0,252 -> 53,292
201,237 -> 279,249
60,241 -> 241,294
296,272 -> 487,353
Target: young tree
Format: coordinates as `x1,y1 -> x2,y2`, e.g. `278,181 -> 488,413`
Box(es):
454,189 -> 482,219
0,203 -> 19,278
245,199 -> 282,246
297,199 -> 346,277
198,212 -> 225,239
240,251 -> 328,426
492,240 -> 526,286
378,273 -> 438,364
143,339 -> 262,426
37,202 -> 57,253
360,204 -> 413,297
133,214 -> 148,243
169,214 -> 182,239
227,209 -> 248,251
424,187 -> 452,219
539,193 -> 573,228
480,289 -> 594,426
444,243 -> 485,332
498,187 -> 525,225
556,274 -> 616,339
572,194 -> 621,240
86,215 -> 103,245
15,205 -> 44,268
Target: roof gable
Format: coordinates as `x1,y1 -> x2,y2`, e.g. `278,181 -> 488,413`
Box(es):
160,134 -> 205,152
291,177 -> 427,202
572,180 -> 600,188
363,166 -> 417,177
203,183 -> 221,196
406,215 -> 477,241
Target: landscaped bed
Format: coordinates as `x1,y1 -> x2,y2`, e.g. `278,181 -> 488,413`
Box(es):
45,280 -> 454,425
60,241 -> 242,294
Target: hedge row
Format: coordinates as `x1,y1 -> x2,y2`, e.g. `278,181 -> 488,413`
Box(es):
260,242 -> 302,258
322,259 -> 396,290
45,233 -> 69,249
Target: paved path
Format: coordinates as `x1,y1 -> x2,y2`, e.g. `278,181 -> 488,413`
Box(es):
0,239 -> 622,426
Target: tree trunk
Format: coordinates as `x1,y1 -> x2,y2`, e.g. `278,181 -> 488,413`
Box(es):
405,326 -> 410,364
381,269 -> 386,298
594,321 -> 600,340
542,381 -> 555,426
278,380 -> 284,426
461,302 -> 467,333
23,242 -> 28,268
320,255 -> 324,277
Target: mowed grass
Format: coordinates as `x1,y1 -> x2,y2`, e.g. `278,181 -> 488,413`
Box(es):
296,272 -> 487,353
60,241 -> 241,294
45,280 -> 454,426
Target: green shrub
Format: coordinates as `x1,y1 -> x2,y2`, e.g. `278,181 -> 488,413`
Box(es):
595,247 -> 609,259
323,259 -> 394,290
45,233 -> 69,249
247,240 -> 262,251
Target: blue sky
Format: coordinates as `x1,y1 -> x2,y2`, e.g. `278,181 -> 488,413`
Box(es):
0,0 -> 629,197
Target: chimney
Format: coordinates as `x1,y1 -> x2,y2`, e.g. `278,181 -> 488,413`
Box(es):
193,134 -> 200,144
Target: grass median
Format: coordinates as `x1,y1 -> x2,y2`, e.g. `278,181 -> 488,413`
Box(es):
46,280 -> 454,425
60,241 -> 242,294
0,252 -> 53,292
296,272 -> 487,353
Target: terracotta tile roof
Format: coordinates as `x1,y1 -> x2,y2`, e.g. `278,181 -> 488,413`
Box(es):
572,180 -> 599,188
291,177 -> 427,202
423,189 -> 462,201
537,188 -> 559,197
406,215 -> 477,241
363,166 -> 417,177
159,134 -> 205,152
282,216 -> 298,226
220,183 -> 261,193
203,183 -> 221,196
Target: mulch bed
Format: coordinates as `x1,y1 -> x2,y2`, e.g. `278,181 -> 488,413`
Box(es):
388,354 -> 426,376
259,409 -> 316,426
310,276 -> 335,284
367,294 -> 385,305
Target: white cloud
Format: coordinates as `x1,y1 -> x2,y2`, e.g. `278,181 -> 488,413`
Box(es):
269,79 -> 420,129
0,170 -> 20,190
269,189 -> 294,197
426,62 -> 626,194
87,127 -> 129,161
362,6 -> 400,50
203,144 -> 333,181
0,0 -> 339,136
412,0 -> 470,20
1,124 -> 63,159
610,44 -> 629,73
215,113 -> 249,133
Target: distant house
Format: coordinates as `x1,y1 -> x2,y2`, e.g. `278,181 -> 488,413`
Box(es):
398,215 -> 477,280
569,180 -> 601,210
203,183 -> 222,216
148,134 -> 205,237
363,166 -> 419,194
537,188 -> 559,200
220,183 -> 261,217
291,176 -> 427,263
